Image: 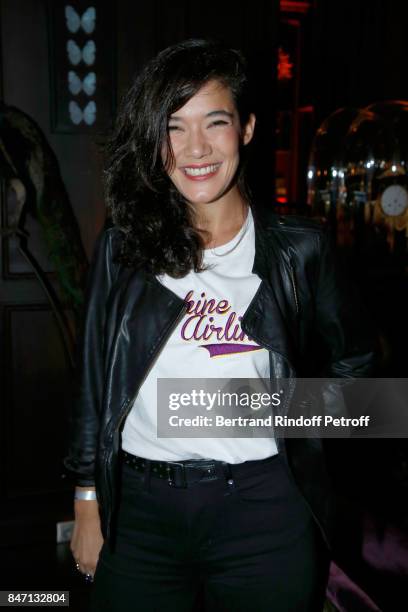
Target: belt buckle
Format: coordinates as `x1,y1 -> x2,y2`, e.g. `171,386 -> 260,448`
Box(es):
166,461 -> 187,488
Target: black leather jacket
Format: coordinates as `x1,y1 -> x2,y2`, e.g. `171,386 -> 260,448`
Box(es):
64,207 -> 376,547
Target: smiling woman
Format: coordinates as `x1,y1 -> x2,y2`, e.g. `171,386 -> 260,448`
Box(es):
65,38 -> 376,612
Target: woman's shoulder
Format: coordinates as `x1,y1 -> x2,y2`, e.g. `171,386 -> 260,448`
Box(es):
96,222 -> 125,258
253,206 -> 326,235
101,220 -> 124,239
252,206 -> 329,258
87,222 -> 126,288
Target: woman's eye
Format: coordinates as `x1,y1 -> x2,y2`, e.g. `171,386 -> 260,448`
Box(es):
209,120 -> 229,127
168,125 -> 181,132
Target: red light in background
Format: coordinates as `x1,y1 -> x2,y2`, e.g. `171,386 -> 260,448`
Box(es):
278,47 -> 294,81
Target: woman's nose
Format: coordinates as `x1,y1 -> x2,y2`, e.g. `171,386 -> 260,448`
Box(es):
185,128 -> 211,158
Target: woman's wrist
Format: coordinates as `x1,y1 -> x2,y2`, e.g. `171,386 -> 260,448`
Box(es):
74,487 -> 99,517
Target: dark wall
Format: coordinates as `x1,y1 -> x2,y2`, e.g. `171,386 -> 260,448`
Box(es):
312,0 -> 408,123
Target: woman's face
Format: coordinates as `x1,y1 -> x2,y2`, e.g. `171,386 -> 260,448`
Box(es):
162,80 -> 255,207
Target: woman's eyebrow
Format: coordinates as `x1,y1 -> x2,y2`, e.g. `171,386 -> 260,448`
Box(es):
206,110 -> 234,118
169,110 -> 234,121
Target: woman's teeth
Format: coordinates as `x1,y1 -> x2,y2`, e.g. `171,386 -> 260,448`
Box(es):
184,164 -> 220,176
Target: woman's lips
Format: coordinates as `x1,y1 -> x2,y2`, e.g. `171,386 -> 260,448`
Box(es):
181,163 -> 221,181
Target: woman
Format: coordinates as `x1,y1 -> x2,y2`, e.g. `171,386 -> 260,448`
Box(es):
65,39 -> 375,611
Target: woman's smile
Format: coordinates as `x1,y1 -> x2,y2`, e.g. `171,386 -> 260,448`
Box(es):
181,162 -> 222,180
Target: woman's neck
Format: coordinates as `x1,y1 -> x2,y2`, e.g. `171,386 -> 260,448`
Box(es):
193,191 -> 249,249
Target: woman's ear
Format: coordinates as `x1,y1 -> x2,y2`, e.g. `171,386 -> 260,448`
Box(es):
242,113 -> 256,146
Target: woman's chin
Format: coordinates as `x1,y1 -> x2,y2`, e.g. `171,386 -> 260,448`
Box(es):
183,192 -> 222,206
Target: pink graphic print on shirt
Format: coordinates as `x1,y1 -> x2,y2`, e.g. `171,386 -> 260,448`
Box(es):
181,290 -> 261,358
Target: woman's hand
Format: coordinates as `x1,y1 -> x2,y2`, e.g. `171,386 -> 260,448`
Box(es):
70,489 -> 104,580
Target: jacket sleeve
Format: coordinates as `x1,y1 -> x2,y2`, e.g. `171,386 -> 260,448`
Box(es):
314,228 -> 378,378
63,227 -> 120,486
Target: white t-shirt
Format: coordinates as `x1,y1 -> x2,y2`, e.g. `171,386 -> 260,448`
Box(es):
121,208 -> 278,462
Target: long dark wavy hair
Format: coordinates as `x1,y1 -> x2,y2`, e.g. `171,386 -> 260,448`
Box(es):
105,39 -> 254,277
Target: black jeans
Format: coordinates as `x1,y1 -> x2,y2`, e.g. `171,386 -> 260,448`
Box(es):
91,453 -> 330,612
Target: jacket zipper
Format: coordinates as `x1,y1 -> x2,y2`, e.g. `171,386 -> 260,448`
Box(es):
103,301 -> 187,536
116,302 -> 187,434
288,262 -> 300,315
245,274 -> 328,548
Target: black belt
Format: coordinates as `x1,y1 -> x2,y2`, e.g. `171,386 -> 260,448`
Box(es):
121,449 -> 278,489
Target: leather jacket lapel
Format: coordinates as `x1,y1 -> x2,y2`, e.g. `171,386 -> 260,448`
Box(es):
241,207 -> 298,369
106,270 -> 185,417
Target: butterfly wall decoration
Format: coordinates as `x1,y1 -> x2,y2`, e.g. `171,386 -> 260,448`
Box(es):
67,40 -> 96,66
65,5 -> 96,34
69,100 -> 96,125
68,71 -> 96,96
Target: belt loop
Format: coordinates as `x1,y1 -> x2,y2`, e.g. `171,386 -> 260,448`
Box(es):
142,460 -> 151,492
221,462 -> 236,493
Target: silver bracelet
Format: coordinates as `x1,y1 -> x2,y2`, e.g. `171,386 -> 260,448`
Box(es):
74,490 -> 97,501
